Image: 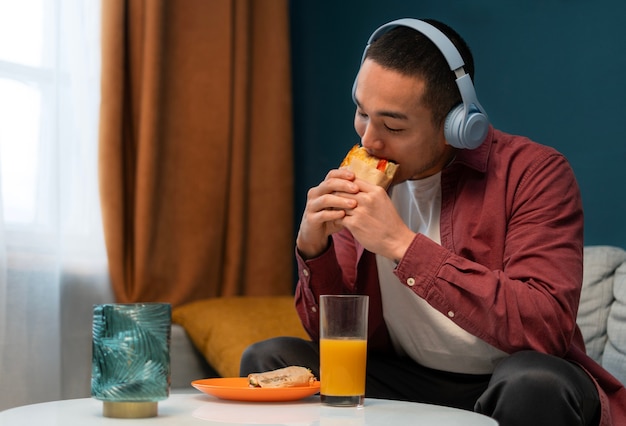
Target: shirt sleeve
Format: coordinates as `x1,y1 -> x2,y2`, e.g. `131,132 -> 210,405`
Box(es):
294,231 -> 358,341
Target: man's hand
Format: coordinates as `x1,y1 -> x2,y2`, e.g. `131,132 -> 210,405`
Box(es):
337,179 -> 415,262
296,169 -> 360,259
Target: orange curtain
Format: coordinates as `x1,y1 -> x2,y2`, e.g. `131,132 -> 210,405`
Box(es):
98,0 -> 294,307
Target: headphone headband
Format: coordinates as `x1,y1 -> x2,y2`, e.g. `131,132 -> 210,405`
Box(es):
354,18 -> 489,149
365,18 -> 465,72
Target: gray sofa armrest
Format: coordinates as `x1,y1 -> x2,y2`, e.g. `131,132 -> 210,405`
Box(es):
578,246 -> 626,363
170,324 -> 218,390
604,261 -> 626,384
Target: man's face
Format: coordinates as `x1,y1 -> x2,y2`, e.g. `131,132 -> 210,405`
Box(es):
353,59 -> 455,183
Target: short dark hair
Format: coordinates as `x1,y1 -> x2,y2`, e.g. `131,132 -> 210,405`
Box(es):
364,19 -> 475,128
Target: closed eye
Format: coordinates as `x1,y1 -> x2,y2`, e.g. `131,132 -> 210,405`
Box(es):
385,124 -> 403,133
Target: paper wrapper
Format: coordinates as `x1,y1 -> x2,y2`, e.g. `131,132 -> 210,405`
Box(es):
343,157 -> 395,190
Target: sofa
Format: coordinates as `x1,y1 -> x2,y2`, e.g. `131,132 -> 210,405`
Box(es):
170,296 -> 309,388
576,245 -> 626,384
170,245 -> 626,390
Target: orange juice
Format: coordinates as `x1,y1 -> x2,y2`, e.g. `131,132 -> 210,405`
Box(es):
320,338 -> 367,396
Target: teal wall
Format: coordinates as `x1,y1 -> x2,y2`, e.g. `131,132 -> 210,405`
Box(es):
289,1 -> 626,249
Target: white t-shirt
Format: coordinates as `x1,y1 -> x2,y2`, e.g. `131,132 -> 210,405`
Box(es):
376,173 -> 507,374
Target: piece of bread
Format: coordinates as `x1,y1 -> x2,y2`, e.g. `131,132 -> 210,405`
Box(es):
248,366 -> 316,388
340,145 -> 398,189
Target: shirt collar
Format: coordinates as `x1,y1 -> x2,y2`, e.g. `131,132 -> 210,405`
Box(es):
452,125 -> 494,173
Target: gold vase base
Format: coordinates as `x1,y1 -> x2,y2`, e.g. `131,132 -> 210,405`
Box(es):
103,401 -> 158,418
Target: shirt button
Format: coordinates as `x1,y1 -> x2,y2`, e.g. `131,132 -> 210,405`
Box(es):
448,311 -> 455,318
311,306 -> 317,313
407,277 -> 416,286
302,269 -> 309,277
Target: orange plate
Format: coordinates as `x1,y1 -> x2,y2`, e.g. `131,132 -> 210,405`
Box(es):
192,377 -> 321,402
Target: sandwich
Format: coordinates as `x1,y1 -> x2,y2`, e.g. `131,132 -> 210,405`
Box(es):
340,144 -> 398,189
248,366 -> 316,388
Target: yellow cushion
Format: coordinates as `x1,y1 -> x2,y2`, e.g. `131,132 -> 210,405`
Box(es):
172,296 -> 309,378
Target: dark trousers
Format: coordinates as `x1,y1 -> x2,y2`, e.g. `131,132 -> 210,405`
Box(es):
240,337 -> 600,426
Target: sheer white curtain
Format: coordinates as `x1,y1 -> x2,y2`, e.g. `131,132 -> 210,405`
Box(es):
0,0 -> 110,410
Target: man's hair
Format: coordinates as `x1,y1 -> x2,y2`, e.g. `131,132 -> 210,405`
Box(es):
364,20 -> 475,128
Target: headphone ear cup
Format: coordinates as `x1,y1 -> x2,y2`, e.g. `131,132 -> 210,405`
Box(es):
444,104 -> 465,149
444,104 -> 489,150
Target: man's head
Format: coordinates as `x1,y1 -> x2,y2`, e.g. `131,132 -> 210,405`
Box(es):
352,19 -> 482,182
363,19 -> 475,130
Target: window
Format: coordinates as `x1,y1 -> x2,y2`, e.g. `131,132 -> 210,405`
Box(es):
0,0 -> 105,411
0,0 -> 102,253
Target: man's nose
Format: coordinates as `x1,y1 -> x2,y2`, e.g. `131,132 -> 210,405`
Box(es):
360,124 -> 384,151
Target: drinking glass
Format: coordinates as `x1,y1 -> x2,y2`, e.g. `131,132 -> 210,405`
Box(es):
319,295 -> 369,407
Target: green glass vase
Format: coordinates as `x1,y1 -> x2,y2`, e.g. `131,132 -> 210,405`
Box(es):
91,303 -> 171,418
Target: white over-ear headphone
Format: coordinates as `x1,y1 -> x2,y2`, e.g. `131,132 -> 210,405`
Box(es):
353,18 -> 489,150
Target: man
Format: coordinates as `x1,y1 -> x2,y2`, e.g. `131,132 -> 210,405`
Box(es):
240,18 -> 626,425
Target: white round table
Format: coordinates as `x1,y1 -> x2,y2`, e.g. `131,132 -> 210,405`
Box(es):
0,392 -> 498,425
